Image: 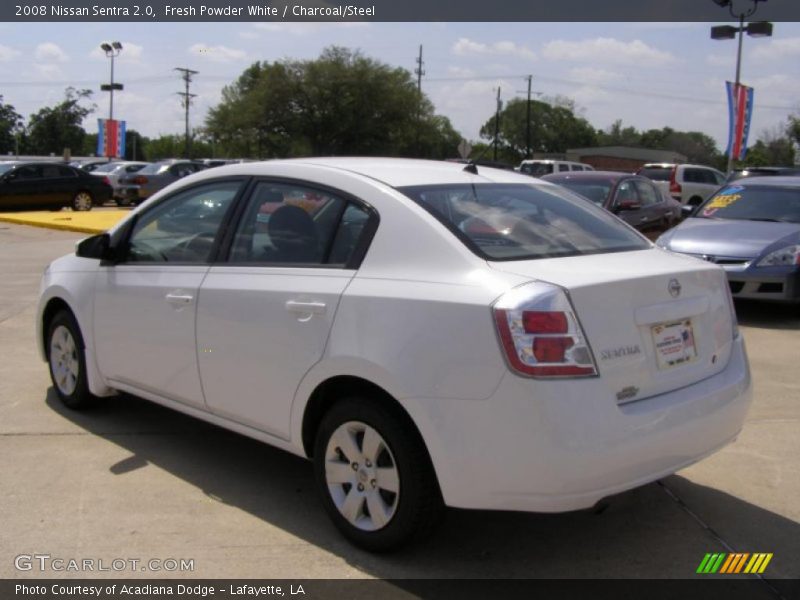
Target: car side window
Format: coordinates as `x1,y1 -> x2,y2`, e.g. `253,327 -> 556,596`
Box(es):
633,180 -> 660,205
228,182 -> 367,266
558,164 -> 570,172
58,166 -> 77,177
15,165 -> 42,179
124,180 -> 242,264
614,180 -> 639,206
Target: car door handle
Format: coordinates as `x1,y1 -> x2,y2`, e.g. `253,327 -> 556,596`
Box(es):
165,293 -> 194,306
285,300 -> 327,315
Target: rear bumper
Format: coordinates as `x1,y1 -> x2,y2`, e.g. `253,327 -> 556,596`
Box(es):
403,335 -> 751,513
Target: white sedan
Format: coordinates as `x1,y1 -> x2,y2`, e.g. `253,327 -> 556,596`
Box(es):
37,158 -> 752,551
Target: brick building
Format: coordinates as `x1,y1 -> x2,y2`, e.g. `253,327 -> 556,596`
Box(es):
564,146 -> 687,172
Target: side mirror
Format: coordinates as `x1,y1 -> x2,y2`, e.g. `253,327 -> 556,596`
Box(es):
616,200 -> 642,212
681,205 -> 696,219
76,233 -> 113,260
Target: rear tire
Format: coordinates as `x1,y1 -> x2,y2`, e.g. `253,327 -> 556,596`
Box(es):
72,191 -> 93,211
47,310 -> 96,410
313,397 -> 443,551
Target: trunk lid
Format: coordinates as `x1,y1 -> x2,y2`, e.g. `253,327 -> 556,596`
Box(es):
490,248 -> 735,404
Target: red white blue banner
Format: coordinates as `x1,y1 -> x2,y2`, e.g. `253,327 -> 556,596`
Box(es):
725,82 -> 754,162
97,118 -> 126,158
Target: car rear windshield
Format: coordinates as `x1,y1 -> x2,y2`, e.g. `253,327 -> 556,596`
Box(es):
0,163 -> 15,175
637,167 -> 672,181
520,163 -> 554,177
697,185 -> 800,223
548,179 -> 613,206
398,183 -> 649,261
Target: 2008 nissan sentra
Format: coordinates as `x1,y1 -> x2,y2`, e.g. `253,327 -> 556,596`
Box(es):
37,158 -> 752,551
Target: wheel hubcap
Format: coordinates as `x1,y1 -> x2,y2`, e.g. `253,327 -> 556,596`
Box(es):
324,421 -> 400,531
74,193 -> 92,211
49,326 -> 79,396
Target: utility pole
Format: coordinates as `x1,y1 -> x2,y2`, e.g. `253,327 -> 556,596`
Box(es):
414,45 -> 425,156
525,75 -> 532,159
493,87 -> 502,161
414,44 -> 425,93
175,67 -> 198,158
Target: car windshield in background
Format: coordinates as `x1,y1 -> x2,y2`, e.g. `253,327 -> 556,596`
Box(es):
91,162 -> 119,173
551,180 -> 612,206
698,185 -> 800,223
0,163 -> 15,175
139,163 -> 171,175
637,168 -> 671,181
398,183 -> 648,261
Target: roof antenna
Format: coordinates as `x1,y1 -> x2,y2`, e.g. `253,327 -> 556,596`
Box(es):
462,129 -> 499,175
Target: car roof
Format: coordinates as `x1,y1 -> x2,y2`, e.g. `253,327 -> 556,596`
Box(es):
542,170 -> 629,181
728,176 -> 800,188
189,157 -> 544,188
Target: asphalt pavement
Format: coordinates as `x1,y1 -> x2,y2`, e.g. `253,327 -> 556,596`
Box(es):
0,221 -> 797,593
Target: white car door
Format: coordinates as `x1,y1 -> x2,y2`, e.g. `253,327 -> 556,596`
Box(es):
93,179 -> 245,408
196,181 -> 374,438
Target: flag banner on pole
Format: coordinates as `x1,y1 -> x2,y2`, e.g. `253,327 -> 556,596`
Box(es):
725,82 -> 754,162
97,118 -> 126,158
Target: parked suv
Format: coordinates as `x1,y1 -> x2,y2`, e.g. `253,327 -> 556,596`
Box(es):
637,163 -> 725,207
519,159 -> 594,177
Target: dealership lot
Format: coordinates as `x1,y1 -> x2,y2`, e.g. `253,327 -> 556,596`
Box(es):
0,222 -> 797,589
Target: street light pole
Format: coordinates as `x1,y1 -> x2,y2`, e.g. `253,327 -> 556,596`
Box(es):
710,0 -> 772,173
100,42 -> 123,122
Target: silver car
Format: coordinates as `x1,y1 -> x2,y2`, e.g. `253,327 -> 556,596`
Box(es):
656,177 -> 800,303
90,161 -> 149,205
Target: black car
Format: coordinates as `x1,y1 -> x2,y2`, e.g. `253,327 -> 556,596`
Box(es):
0,162 -> 113,211
541,170 -> 683,240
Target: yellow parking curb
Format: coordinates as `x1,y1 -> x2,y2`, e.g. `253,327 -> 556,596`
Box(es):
0,210 -> 129,234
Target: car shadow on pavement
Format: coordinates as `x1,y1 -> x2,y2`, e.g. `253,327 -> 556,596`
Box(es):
46,389 -> 799,586
733,299 -> 800,330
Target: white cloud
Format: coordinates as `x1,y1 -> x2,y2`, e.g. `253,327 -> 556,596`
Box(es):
752,37 -> 800,61
0,43 -> 21,62
705,53 -> 734,68
34,42 -> 68,63
188,43 -> 247,63
542,37 -> 674,66
567,67 -> 623,85
452,37 -> 536,61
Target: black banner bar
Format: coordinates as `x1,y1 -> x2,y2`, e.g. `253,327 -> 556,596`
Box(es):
4,579 -> 800,600
2,0 -> 800,23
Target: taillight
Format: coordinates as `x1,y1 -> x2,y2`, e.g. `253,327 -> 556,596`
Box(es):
669,166 -> 681,198
102,176 -> 111,186
493,282 -> 597,378
132,175 -> 148,185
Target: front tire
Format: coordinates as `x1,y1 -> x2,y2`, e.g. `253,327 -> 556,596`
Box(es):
72,191 -> 94,211
47,310 -> 96,410
313,398 -> 443,551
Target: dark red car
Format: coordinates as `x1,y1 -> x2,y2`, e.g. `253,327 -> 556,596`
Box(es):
541,170 -> 683,240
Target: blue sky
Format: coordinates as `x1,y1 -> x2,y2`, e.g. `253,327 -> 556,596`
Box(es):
0,21 -> 798,155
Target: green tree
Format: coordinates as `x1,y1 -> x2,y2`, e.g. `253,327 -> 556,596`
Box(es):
479,97 -> 597,162
205,46 -> 461,159
596,119 -> 642,147
26,88 -> 95,156
0,96 -> 24,155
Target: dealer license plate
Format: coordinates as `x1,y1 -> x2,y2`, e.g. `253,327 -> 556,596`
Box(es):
651,318 -> 698,370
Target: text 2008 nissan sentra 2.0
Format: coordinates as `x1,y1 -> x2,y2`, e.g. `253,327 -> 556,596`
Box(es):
37,158 -> 752,551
